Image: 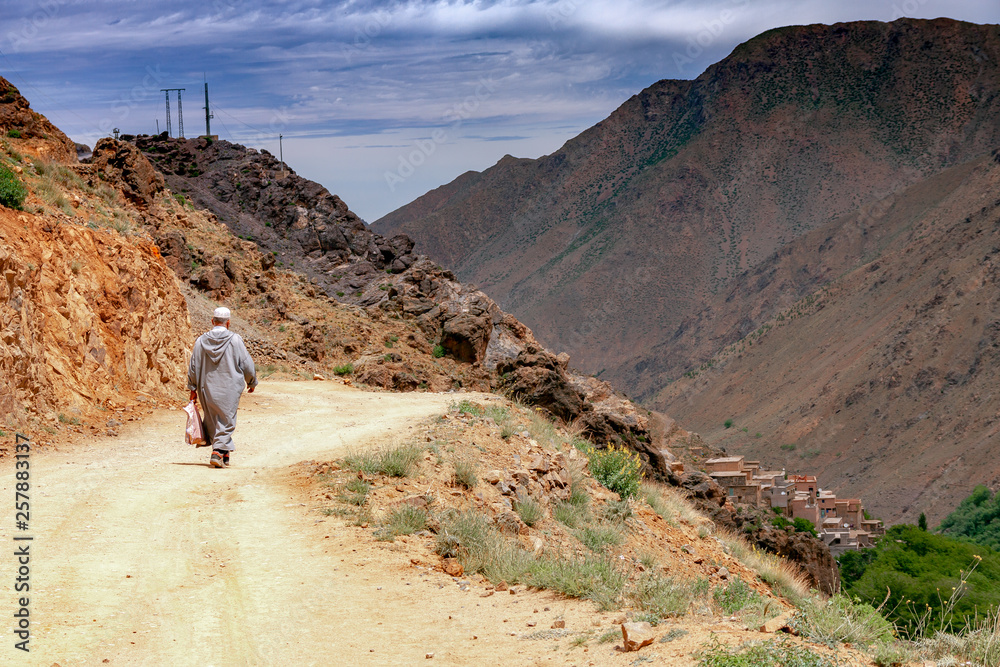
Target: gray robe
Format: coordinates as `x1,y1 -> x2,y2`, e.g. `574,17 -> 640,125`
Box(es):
187,327 -> 257,451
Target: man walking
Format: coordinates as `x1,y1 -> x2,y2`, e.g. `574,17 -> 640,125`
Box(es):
188,306 -> 258,468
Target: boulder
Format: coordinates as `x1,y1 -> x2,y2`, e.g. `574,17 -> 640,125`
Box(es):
89,138 -> 165,210
621,622 -> 655,651
441,312 -> 492,364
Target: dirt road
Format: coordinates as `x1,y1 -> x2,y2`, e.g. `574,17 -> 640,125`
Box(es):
2,382 -> 631,666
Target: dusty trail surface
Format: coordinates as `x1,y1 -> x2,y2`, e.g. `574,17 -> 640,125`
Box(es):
12,381 -> 588,666
4,381 -> 858,667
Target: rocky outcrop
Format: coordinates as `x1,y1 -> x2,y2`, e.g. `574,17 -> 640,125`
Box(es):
0,208 -> 191,425
130,134 -> 418,296
0,76 -> 76,162
696,501 -> 840,596
87,139 -> 165,210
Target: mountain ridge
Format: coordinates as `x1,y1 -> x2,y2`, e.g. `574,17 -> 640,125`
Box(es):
373,18 -> 1000,399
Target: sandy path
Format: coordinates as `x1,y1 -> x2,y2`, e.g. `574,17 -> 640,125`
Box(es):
2,382 -> 630,666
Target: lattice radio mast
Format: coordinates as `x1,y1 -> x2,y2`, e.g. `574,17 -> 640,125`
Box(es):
160,88 -> 186,138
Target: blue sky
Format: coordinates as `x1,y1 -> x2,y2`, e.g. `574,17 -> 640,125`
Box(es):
1,1 -> 996,221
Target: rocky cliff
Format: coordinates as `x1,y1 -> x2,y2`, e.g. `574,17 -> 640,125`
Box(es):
0,78 -> 191,430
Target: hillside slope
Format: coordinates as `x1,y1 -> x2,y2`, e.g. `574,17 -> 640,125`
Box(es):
0,78 -> 191,431
657,150 -> 1000,525
373,18 -> 1000,399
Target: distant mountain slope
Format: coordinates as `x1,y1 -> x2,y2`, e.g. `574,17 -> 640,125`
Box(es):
373,18 -> 1000,399
656,150 -> 1000,525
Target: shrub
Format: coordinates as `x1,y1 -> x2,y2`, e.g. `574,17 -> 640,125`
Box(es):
0,164 -> 26,210
586,444 -> 643,499
696,638 -> 838,667
343,444 -> 421,478
714,579 -> 763,615
526,556 -> 628,610
339,478 -> 371,506
514,496 -> 543,527
554,500 -> 589,528
436,510 -> 533,583
600,499 -> 632,525
771,515 -> 792,530
7,129 -> 21,138
798,594 -> 895,647
792,517 -> 817,537
432,344 -> 445,358
452,457 -> 478,489
333,363 -> 353,376
573,524 -> 623,553
453,399 -> 483,416
375,505 -> 427,541
629,573 -> 697,619
724,419 -> 734,429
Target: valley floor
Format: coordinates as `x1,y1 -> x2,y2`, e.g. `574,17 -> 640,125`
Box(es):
1,382 -> 869,666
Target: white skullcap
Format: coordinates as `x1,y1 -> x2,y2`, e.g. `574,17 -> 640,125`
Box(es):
213,306 -> 231,320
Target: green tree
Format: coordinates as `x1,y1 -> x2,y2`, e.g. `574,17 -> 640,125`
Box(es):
938,484 -> 1000,550
841,524 -> 1000,635
792,517 -> 817,537
918,512 -> 928,531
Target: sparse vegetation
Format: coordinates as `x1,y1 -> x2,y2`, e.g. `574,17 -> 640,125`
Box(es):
332,477 -> 370,506
432,344 -> 445,358
343,443 -> 422,478
333,363 -> 353,376
375,505 -> 427,541
513,496 -> 543,527
696,638 -> 838,667
573,524 -> 624,553
453,399 -> 483,416
451,457 -> 478,489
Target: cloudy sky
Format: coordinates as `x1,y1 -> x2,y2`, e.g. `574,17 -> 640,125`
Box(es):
1,1 -> 996,221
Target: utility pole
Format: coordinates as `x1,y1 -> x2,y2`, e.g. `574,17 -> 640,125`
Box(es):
160,88 -> 186,137
279,134 -> 283,165
203,82 -> 214,137
163,90 -> 171,136
156,119 -> 159,134
177,89 -> 184,138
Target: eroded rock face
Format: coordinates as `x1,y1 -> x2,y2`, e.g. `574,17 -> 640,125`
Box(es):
695,501 -> 840,596
0,209 -> 191,425
87,139 -> 165,210
0,76 -> 76,162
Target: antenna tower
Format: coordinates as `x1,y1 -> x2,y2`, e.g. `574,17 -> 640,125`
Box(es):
203,82 -> 214,137
160,88 -> 186,137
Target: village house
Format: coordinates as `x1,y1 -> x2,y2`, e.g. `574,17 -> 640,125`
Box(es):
703,455 -> 883,555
